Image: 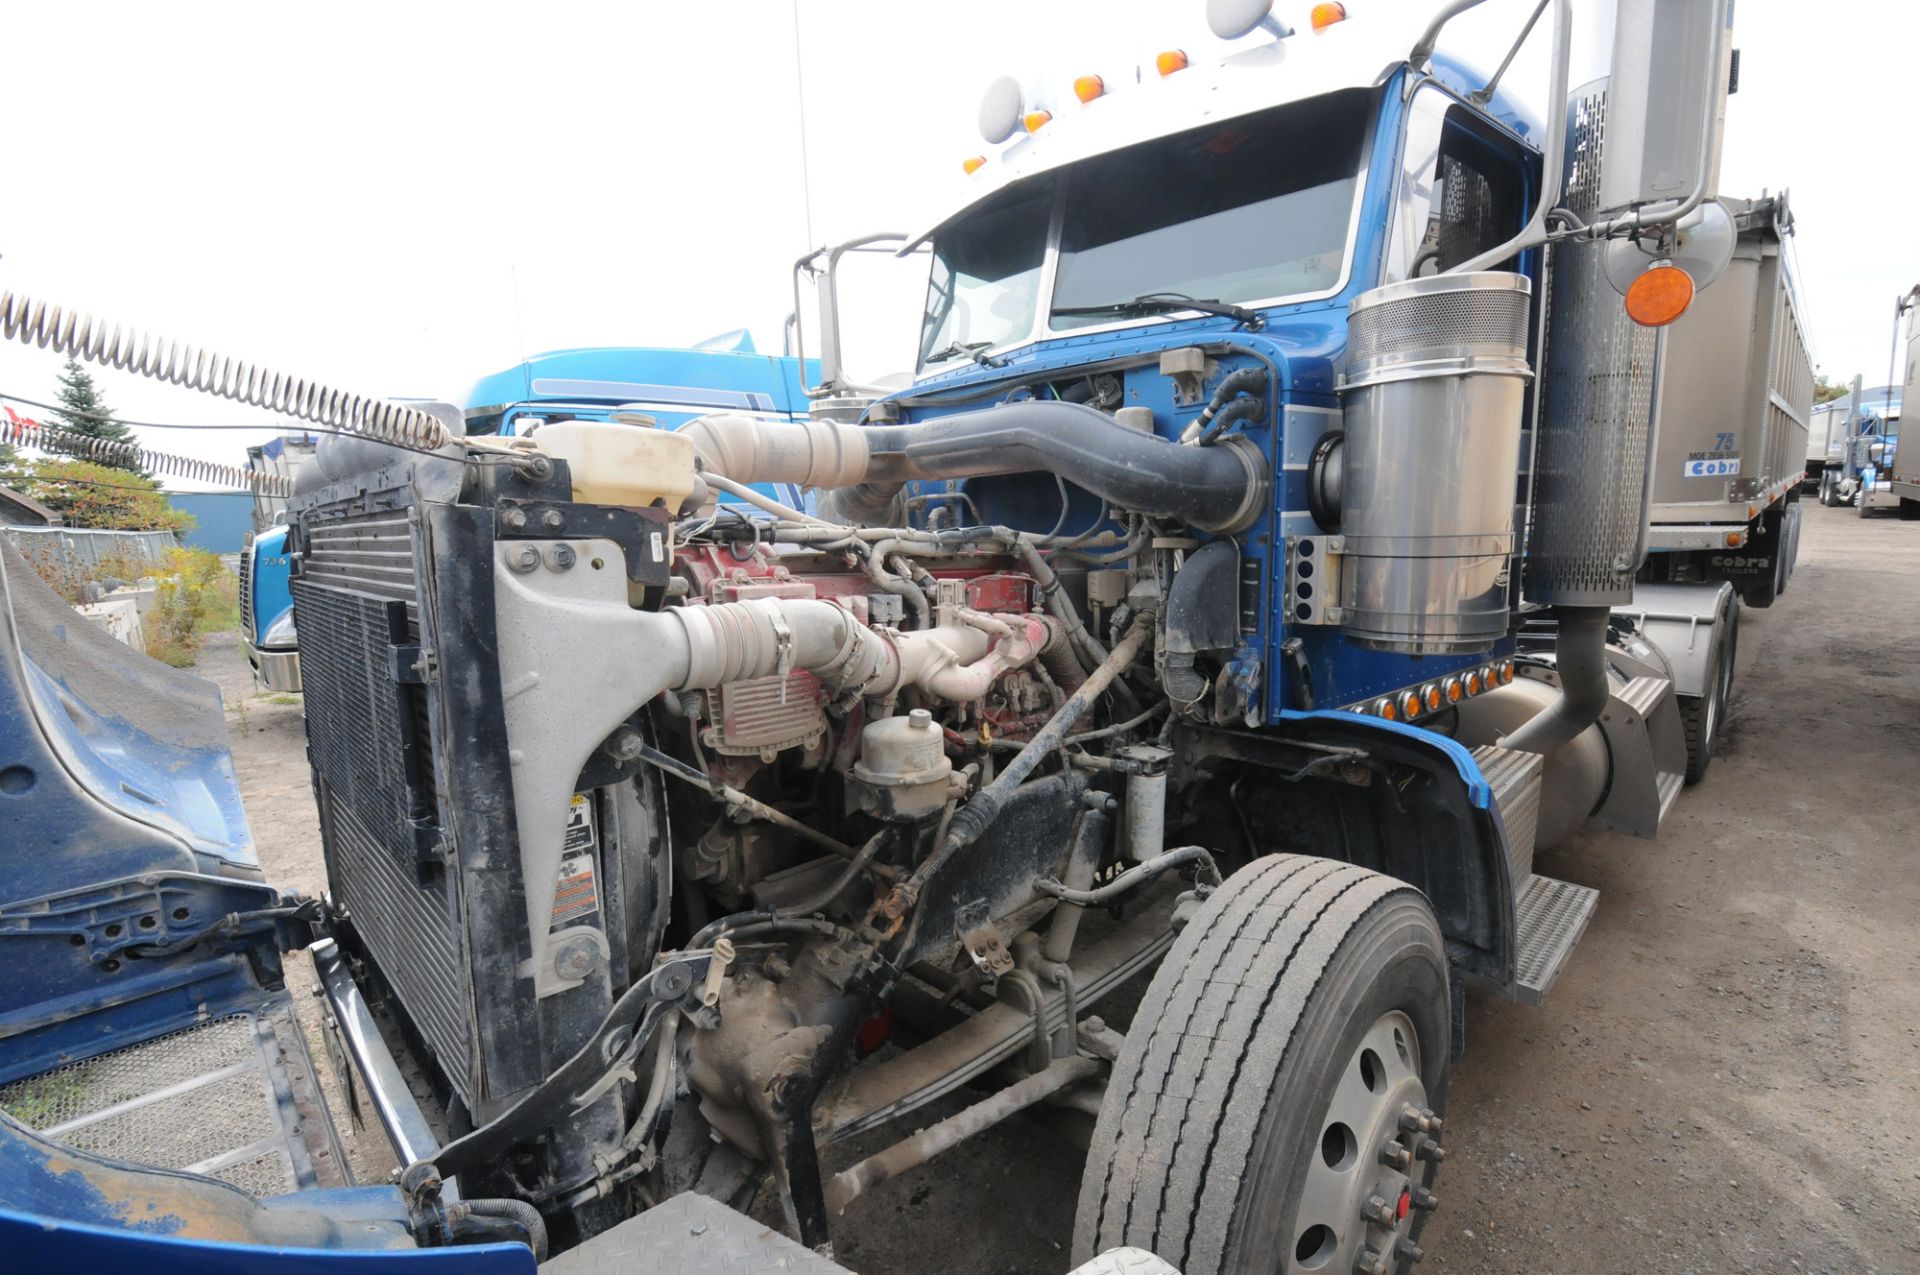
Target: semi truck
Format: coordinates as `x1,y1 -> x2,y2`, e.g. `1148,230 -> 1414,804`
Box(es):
235,341 -> 818,696
1,3 -> 1770,1274
1806,383 -> 1900,506
1842,287 -> 1920,517
238,433 -> 317,693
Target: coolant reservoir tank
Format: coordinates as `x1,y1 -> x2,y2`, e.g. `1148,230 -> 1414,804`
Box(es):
533,420 -> 699,509
1335,272 -> 1533,653
851,709 -> 953,821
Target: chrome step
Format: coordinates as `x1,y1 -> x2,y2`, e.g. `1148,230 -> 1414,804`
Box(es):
1473,742 -> 1545,883
1512,873 -> 1600,1006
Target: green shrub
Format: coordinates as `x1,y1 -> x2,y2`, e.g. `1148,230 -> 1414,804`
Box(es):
145,547 -> 239,667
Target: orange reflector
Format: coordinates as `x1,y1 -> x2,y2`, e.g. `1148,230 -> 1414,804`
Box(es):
1074,74 -> 1106,104
1625,263 -> 1695,327
1311,2 -> 1348,31
1023,109 -> 1053,134
1156,49 -> 1189,77
962,156 -> 987,175
1725,531 -> 1743,547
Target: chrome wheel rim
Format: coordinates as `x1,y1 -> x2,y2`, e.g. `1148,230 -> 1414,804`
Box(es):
1287,1010 -> 1440,1274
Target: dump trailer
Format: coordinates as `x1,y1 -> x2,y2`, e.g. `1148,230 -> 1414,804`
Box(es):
1634,195 -> 1811,608
4,3 -> 1770,1274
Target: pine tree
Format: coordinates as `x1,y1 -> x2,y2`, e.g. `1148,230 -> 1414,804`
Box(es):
49,356 -> 145,475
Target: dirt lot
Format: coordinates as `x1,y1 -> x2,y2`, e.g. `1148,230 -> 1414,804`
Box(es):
203,499 -> 1919,1273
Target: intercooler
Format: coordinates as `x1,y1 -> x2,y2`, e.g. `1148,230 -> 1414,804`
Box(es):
293,511 -> 476,1098
288,441 -> 673,1129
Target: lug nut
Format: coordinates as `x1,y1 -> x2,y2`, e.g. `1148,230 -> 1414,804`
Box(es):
1411,1186 -> 1438,1212
1361,1195 -> 1396,1227
1354,1248 -> 1390,1275
1398,1103 -> 1435,1134
1415,1139 -> 1447,1164
1379,1142 -> 1412,1170
1396,1238 -> 1426,1264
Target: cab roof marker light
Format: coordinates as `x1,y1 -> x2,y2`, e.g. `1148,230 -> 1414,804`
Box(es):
1310,2 -> 1348,32
1073,75 -> 1106,104
962,156 -> 987,175
1023,109 -> 1053,134
1155,49 -> 1189,77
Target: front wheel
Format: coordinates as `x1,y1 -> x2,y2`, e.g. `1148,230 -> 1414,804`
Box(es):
1074,857 -> 1450,1275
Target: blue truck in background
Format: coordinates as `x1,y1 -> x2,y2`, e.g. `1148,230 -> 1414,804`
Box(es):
5,4 -> 1783,1275
238,337 -> 817,695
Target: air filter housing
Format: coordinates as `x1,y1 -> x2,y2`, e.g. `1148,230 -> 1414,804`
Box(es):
1335,271 -> 1533,653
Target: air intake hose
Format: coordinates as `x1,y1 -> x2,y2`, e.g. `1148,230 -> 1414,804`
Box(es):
839,400 -> 1265,532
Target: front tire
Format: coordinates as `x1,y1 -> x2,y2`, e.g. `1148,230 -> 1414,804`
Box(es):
1074,857 -> 1450,1275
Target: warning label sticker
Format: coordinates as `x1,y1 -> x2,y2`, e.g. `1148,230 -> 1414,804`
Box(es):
550,795 -> 600,929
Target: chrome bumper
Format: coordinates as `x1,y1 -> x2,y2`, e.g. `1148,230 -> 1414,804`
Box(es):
244,643 -> 301,694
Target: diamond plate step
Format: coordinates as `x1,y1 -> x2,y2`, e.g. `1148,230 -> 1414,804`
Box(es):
1473,742 -> 1545,883
544,1192 -> 849,1274
1512,873 -> 1600,1006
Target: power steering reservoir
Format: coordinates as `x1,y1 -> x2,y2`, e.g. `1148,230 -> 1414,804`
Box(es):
1335,271 -> 1533,653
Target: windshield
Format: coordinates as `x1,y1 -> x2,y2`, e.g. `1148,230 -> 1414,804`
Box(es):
918,176 -> 1054,369
1049,89 -> 1370,330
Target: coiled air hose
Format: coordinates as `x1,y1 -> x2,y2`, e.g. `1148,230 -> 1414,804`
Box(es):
0,410 -> 291,495
2,289 -> 452,454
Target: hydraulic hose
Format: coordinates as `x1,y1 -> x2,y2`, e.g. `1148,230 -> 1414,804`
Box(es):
452,1199 -> 548,1262
1500,605 -> 1611,755
1035,845 -> 1221,907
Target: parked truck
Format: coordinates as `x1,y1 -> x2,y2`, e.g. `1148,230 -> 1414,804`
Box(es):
238,433 -> 317,693
1839,288 -> 1920,517
3,3 -> 1768,1274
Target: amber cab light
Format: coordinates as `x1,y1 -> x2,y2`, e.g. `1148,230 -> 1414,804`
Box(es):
1311,3 -> 1348,32
1625,263 -> 1696,327
1074,75 -> 1106,103
1156,49 -> 1189,77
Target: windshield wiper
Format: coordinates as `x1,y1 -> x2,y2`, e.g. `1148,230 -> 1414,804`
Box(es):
923,339 -> 1004,367
1050,292 -> 1265,331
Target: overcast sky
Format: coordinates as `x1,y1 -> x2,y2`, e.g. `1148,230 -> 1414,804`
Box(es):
3,1 -> 1913,490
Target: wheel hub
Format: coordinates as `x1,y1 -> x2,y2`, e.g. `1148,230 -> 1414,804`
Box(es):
1287,1010 -> 1441,1274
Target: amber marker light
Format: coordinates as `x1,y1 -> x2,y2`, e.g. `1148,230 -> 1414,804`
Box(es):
1401,691 -> 1423,720
1023,110 -> 1053,134
962,156 -> 987,175
1311,2 -> 1348,32
1375,697 -> 1398,721
1464,670 -> 1482,696
1625,262 -> 1695,327
1445,676 -> 1464,704
1156,49 -> 1189,76
1074,75 -> 1106,103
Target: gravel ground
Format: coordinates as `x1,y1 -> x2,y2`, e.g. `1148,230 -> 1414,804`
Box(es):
201,498 -> 1919,1272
